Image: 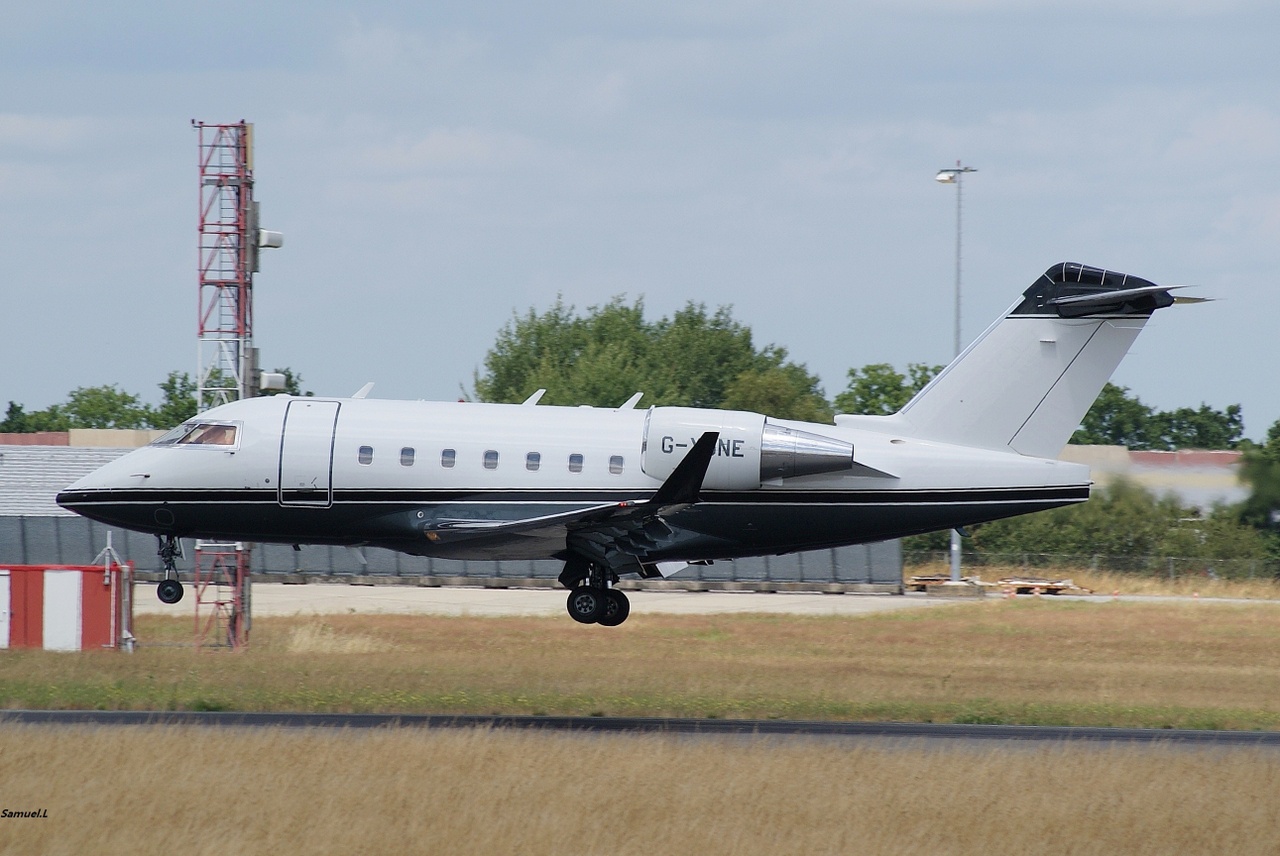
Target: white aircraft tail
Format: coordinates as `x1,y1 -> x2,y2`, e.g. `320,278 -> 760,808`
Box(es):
840,263 -> 1185,459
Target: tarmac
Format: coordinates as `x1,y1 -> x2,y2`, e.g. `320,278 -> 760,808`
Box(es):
133,582 -> 958,619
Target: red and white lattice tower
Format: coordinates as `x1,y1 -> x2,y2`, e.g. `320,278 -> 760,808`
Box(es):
195,120 -> 256,409
192,120 -> 274,649
192,542 -> 250,651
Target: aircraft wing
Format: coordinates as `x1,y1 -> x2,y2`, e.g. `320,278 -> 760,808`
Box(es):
423,433 -> 721,567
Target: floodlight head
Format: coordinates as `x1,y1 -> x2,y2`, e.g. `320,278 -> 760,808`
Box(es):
936,165 -> 976,184
259,372 -> 287,392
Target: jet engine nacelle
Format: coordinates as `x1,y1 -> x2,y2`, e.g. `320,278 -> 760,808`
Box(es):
641,406 -> 854,490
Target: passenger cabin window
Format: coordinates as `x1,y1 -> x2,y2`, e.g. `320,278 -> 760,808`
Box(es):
609,455 -> 624,475
568,453 -> 584,473
400,447 -> 415,466
441,449 -> 456,468
484,450 -> 500,469
526,452 -> 541,471
358,445 -> 374,465
155,422 -> 238,447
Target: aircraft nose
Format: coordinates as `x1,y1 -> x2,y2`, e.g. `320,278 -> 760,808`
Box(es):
55,449 -> 175,534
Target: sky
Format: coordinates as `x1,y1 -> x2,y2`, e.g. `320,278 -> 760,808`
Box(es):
2,1 -> 1278,438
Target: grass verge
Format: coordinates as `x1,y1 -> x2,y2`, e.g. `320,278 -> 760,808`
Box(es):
3,725 -> 1279,856
4,600 -> 1280,729
910,560 -> 1280,599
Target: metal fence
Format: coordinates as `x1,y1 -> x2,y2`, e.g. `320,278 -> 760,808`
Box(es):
1,516 -> 903,587
905,550 -> 1280,581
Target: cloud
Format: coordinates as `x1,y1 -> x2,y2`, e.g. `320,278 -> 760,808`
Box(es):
0,114 -> 94,152
851,0 -> 1265,12
1165,104 -> 1280,166
335,22 -> 486,75
360,128 -> 537,173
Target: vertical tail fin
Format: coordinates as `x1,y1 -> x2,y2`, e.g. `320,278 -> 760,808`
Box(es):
885,263 -> 1182,458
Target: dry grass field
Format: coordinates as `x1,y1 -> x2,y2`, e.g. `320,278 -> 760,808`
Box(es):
910,560 -> 1280,600
1,725 -> 1277,855
1070,570 -> 1280,600
4,599 -> 1280,729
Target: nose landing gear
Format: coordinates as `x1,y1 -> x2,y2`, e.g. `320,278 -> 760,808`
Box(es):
561,559 -> 631,626
156,535 -> 185,604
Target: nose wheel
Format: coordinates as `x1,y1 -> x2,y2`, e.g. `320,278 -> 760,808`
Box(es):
562,560 -> 631,626
156,534 -> 185,604
157,578 -> 184,605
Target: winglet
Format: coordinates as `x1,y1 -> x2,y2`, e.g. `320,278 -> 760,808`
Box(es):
352,382 -> 375,399
649,431 -> 719,508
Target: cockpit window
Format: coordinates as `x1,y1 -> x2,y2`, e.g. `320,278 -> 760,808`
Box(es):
150,424 -> 191,446
152,422 -> 239,447
180,423 -> 238,446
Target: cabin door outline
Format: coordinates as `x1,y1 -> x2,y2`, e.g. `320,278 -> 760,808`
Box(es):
278,400 -> 341,507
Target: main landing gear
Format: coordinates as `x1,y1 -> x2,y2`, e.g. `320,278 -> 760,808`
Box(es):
156,534 -> 185,604
561,560 -> 630,627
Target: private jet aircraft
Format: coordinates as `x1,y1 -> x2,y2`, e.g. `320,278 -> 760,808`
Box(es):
58,263 -> 1194,625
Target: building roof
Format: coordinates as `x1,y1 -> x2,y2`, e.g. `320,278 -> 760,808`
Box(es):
0,445 -> 130,516
1059,445 -> 1245,509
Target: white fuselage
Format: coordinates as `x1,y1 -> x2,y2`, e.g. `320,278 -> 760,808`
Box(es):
61,260 -> 1192,575
58,394 -> 1091,565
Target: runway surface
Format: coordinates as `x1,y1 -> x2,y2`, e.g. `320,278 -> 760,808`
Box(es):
3,709 -> 1279,747
134,582 -> 960,618
133,581 -> 1280,619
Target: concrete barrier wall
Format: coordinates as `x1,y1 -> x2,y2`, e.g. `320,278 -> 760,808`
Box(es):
1,516 -> 902,587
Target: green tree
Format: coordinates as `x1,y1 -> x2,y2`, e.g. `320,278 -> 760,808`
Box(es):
723,364 -> 833,424
833,363 -> 941,415
473,297 -> 831,421
0,400 -> 71,432
2,385 -> 151,431
1,402 -> 31,432
1238,419 -> 1280,542
1070,383 -> 1155,446
61,384 -> 151,429
1150,403 -> 1244,450
2,364 -> 313,435
151,371 -> 198,429
1072,383 -> 1242,450
967,479 -> 1268,564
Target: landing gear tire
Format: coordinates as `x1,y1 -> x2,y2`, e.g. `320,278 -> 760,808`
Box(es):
156,534 -> 184,604
597,589 -> 631,627
157,578 -> 185,605
567,586 -> 608,624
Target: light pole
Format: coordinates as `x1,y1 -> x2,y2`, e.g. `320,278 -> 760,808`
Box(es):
935,161 -> 976,582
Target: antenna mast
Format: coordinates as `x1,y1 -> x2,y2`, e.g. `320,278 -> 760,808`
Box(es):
191,120 -> 282,647
194,121 -> 282,409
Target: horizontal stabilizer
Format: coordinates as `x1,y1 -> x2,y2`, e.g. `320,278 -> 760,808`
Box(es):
1047,284 -> 1178,311
1012,262 -> 1187,319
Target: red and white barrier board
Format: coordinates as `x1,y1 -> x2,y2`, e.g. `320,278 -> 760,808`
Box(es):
0,564 -> 133,651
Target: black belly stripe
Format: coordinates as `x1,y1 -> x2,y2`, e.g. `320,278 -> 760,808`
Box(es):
58,484 -> 1090,508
